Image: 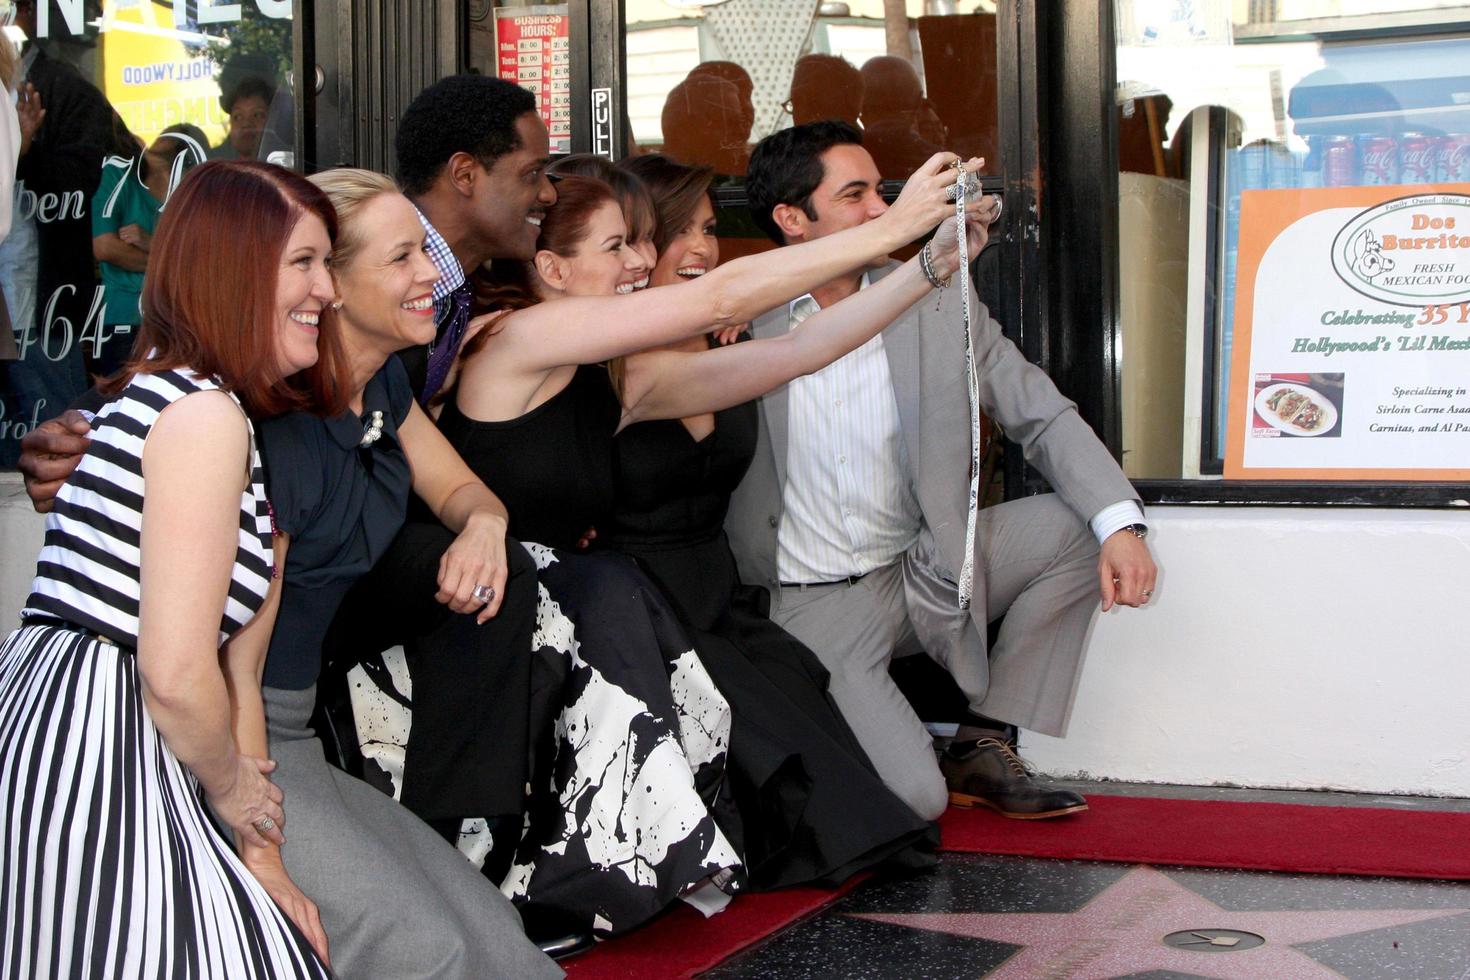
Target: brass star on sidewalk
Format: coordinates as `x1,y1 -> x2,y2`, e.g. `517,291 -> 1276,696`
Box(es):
851,865 -> 1467,979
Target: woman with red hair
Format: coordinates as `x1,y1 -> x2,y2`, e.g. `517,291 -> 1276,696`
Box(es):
0,161 -> 334,978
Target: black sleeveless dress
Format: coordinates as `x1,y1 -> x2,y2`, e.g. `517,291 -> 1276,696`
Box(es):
609,403 -> 935,889
376,364 -> 741,937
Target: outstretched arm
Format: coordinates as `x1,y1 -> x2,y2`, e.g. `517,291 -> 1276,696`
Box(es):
494,154 -> 979,375
399,401 -> 511,624
620,202 -> 996,425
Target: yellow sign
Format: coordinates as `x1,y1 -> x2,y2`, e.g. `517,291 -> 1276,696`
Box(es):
100,2 -> 228,148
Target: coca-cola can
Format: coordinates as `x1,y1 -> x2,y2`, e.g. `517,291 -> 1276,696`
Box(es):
1358,135 -> 1399,185
1321,135 -> 1357,186
1436,134 -> 1470,182
1399,133 -> 1436,183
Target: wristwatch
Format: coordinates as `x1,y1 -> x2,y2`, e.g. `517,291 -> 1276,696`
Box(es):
1123,523 -> 1148,540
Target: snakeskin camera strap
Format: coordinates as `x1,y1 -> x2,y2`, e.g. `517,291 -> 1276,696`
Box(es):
954,161 -> 980,610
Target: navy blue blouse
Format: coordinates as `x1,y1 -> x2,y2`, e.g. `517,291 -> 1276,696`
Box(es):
256,358 -> 415,690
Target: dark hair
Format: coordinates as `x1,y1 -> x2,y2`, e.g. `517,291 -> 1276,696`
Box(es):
223,75 -> 274,114
548,154 -> 658,248
100,161 -> 349,418
746,120 -> 863,244
465,175 -> 618,364
395,75 -> 538,197
140,123 -> 209,183
620,154 -> 714,256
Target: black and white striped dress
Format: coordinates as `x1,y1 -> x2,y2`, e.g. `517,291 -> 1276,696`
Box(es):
1,369 -> 329,979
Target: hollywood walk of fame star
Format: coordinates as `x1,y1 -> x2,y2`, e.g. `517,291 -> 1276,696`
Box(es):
851,865 -> 1468,979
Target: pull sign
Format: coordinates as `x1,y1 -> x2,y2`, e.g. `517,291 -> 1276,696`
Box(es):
592,88 -> 614,160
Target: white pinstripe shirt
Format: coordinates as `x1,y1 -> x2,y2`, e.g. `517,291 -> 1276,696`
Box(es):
776,281 -> 923,583
775,280 -> 1147,585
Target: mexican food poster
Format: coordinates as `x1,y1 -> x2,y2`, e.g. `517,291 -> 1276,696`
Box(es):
495,6 -> 571,154
1225,185 -> 1470,480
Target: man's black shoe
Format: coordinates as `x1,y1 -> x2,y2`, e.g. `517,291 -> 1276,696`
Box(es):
940,737 -> 1088,819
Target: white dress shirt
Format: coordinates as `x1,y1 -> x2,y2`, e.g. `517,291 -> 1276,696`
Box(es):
777,280 -> 924,582
776,277 -> 1145,585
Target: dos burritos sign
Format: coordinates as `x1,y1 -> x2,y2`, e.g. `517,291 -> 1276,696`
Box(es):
1332,193 -> 1470,307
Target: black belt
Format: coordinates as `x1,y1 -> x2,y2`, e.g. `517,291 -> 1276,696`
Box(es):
779,573 -> 869,590
22,615 -> 113,644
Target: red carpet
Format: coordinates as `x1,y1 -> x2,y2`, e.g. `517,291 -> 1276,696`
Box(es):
564,796 -> 1470,976
937,793 -> 1470,881
563,878 -> 865,979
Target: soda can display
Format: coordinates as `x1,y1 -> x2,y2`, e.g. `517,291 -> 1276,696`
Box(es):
1266,144 -> 1298,189
1399,133 -> 1436,183
1321,135 -> 1357,186
1358,135 -> 1399,185
1436,135 -> 1470,183
1238,143 -> 1270,190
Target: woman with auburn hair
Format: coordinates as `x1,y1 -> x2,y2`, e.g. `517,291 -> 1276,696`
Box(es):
547,153 -> 658,282
0,161 -> 332,978
247,167 -> 558,979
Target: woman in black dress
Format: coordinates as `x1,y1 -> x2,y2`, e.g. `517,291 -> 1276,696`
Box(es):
439,165 -> 985,920
608,154 -> 936,888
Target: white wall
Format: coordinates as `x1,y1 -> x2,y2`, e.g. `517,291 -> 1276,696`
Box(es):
1022,504 -> 1470,798
3,480 -> 1466,798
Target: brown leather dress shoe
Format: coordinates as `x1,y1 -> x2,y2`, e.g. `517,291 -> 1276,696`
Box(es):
940,737 -> 1089,819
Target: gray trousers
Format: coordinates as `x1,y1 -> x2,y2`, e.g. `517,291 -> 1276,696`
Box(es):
771,494 -> 1098,821
263,685 -> 561,980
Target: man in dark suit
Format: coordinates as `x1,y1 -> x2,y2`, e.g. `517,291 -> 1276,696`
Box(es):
728,121 -> 1158,821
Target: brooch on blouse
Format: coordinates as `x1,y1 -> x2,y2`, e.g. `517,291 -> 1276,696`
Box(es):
360,410 -> 385,448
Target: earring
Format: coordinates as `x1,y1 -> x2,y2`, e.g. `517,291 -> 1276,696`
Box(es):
331,299 -> 344,311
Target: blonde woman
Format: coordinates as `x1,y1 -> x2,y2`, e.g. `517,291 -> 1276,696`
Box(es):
247,167 -> 559,980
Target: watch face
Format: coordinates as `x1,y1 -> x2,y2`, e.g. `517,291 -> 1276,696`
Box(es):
1129,524 -> 1148,539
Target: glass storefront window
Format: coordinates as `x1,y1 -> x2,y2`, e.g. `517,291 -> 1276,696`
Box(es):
1113,1 -> 1470,483
1,0 -> 299,466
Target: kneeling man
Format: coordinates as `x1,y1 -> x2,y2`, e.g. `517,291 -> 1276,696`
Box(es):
727,122 -> 1157,821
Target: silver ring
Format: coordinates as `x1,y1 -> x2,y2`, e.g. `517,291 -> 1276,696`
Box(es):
1142,589 -> 1153,598
472,584 -> 496,604
944,171 -> 982,203
254,816 -> 276,832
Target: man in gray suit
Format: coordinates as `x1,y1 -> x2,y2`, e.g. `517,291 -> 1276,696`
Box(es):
727,122 -> 1157,822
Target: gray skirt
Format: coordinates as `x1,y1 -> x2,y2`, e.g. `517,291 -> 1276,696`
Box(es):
263,685 -> 561,980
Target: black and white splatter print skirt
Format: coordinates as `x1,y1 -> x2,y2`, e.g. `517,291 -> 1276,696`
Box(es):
350,543 -> 741,937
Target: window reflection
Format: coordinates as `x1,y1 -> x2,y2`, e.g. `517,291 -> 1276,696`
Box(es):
1113,0 -> 1470,479
0,0 -> 297,466
624,0 -> 998,180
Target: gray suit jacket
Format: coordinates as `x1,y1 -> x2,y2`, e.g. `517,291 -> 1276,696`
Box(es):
725,259 -> 1138,627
